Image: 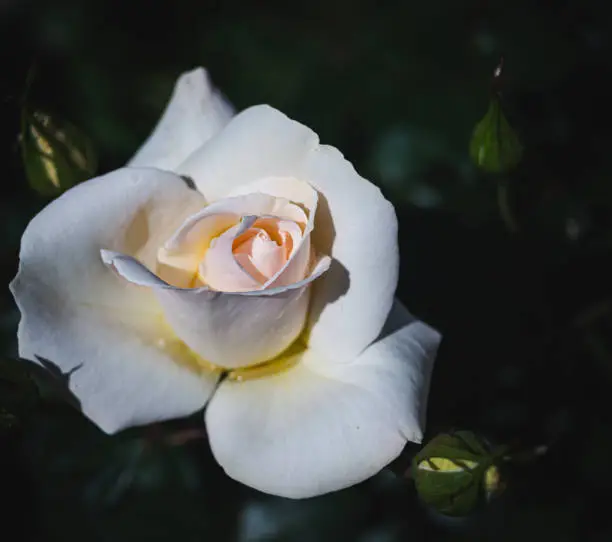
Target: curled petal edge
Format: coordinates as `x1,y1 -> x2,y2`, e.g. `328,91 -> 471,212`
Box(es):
100,249 -> 330,298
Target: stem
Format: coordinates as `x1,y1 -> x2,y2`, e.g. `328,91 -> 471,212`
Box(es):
21,63 -> 37,107
502,445 -> 548,463
497,179 -> 519,232
166,428 -> 206,446
571,300 -> 612,381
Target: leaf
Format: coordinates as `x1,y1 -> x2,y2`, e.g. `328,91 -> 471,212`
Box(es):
20,108 -> 97,196
469,97 -> 523,174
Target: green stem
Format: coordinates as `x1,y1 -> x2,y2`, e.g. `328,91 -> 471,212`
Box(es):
21,63 -> 37,107
497,179 -> 519,232
503,445 -> 548,464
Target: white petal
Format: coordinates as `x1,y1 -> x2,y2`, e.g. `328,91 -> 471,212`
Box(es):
128,67 -> 234,172
179,104 -> 398,361
178,105 -> 318,201
10,168 -> 217,434
227,176 -> 318,214
302,145 -> 399,362
101,251 -> 331,369
205,300 -> 441,498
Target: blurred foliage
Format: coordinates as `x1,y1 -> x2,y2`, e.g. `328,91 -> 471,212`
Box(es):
3,0 -> 612,540
20,106 -> 98,196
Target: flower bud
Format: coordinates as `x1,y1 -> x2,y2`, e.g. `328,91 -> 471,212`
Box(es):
469,97 -> 523,174
413,431 -> 506,517
20,108 -> 97,196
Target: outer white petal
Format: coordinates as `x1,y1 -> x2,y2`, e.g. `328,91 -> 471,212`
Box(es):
128,67 -> 234,171
205,300 -> 441,498
101,251 -> 331,369
180,105 -> 398,361
301,145 -> 399,362
177,105 -> 318,201
9,168 -> 218,434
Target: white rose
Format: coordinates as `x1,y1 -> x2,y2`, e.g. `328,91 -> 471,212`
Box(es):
10,68 -> 441,498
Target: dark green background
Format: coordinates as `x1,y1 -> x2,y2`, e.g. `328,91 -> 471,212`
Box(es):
3,1 -> 612,540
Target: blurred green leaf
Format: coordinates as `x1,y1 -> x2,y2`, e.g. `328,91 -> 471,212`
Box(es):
20,108 -> 97,196
470,97 -> 523,174
83,436 -> 204,507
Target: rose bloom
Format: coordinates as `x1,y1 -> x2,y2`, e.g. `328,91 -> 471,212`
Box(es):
10,68 -> 441,498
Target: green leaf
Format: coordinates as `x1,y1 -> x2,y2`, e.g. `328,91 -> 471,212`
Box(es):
20,108 -> 97,196
469,97 -> 523,174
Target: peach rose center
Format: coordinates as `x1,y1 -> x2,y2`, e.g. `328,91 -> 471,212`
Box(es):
200,217 -> 303,291
155,192 -> 312,293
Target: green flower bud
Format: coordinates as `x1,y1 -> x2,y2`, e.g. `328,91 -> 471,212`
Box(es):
20,108 -> 97,196
413,431 -> 506,517
469,97 -> 523,174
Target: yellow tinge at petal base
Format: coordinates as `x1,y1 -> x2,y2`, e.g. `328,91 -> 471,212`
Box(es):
156,249 -> 204,289
101,248 -> 329,369
226,339 -> 306,382
155,334 -> 223,375
156,313 -> 305,381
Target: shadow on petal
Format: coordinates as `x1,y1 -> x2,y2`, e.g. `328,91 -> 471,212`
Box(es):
32,355 -> 83,412
306,258 -> 350,333
120,206 -> 151,257
376,303 -> 417,343
312,190 -> 335,257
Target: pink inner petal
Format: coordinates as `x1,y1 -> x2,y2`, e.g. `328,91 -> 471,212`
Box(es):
171,209 -> 309,293
199,221 -> 262,291
232,223 -> 290,283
